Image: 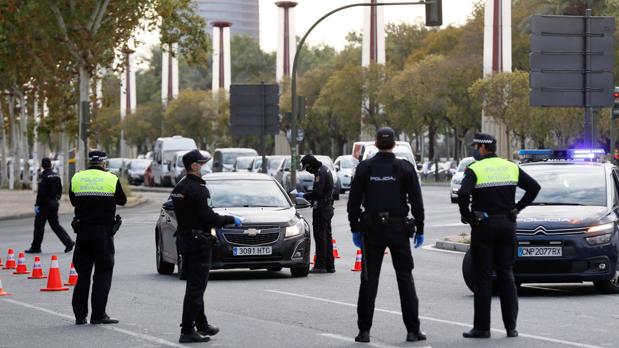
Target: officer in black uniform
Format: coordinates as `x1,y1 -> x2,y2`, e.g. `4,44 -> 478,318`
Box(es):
348,127 -> 426,343
458,133 -> 540,339
26,157 -> 74,254
297,154 -> 335,274
171,149 -> 242,343
70,151 -> 127,325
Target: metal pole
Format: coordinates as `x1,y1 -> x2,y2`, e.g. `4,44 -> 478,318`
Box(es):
584,8 -> 593,148
261,82 -> 268,173
290,1 -> 429,188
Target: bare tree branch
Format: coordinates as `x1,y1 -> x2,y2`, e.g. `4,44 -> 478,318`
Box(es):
49,3 -> 84,65
91,0 -> 110,35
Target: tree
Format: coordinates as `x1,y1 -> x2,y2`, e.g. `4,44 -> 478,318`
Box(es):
123,101 -> 164,154
231,35 -> 276,84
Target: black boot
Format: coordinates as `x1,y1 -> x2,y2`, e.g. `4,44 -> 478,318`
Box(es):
198,324 -> 220,336
309,267 -> 327,274
179,331 -> 210,343
25,247 -> 41,254
91,314 -> 119,324
355,331 -> 370,343
463,329 -> 490,338
406,331 -> 427,342
507,329 -> 518,338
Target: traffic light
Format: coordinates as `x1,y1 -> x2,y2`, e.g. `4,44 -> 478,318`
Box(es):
425,0 -> 442,27
613,90 -> 619,120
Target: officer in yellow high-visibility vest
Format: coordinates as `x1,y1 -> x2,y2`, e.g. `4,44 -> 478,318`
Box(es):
458,133 -> 540,339
69,150 -> 126,326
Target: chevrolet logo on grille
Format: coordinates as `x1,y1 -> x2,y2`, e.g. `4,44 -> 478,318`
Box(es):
244,228 -> 261,236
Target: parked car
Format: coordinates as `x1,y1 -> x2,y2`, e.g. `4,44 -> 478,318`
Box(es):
127,159 -> 152,185
107,158 -> 126,177
233,156 -> 257,173
334,155 -> 358,194
449,157 -> 475,203
266,156 -> 286,177
152,136 -> 197,186
171,150 -> 212,185
155,172 -> 312,278
212,148 -> 258,172
282,155 -> 341,200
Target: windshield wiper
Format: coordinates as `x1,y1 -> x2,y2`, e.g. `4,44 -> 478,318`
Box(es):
530,202 -> 584,206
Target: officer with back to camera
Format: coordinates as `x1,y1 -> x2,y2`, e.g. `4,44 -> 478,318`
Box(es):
296,154 -> 335,273
26,157 -> 75,254
347,127 -> 426,343
171,149 -> 243,343
458,133 -> 540,339
70,150 -> 126,325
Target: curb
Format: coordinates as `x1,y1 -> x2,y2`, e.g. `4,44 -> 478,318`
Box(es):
420,182 -> 450,187
130,186 -> 172,193
0,194 -> 148,221
435,240 -> 469,252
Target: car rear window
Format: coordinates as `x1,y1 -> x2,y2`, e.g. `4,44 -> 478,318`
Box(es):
517,165 -> 607,206
206,180 -> 291,208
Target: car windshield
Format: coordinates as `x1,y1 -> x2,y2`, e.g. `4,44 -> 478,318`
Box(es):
131,160 -> 151,170
339,157 -> 357,168
235,157 -> 253,169
393,151 -> 414,164
269,157 -> 284,170
163,151 -> 179,163
516,165 -> 607,206
315,156 -> 334,170
107,159 -> 123,168
207,180 -> 291,208
223,151 -> 256,165
457,158 -> 475,172
253,158 -> 263,170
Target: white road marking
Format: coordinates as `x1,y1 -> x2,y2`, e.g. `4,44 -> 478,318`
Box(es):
3,298 -> 185,348
421,245 -> 464,254
268,290 -> 603,348
427,223 -> 466,228
521,285 -> 578,294
319,333 -> 431,348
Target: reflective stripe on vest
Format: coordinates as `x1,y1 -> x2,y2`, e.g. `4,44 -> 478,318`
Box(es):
469,157 -> 519,189
71,169 -> 118,197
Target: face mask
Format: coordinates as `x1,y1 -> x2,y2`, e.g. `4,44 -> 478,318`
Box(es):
472,148 -> 482,161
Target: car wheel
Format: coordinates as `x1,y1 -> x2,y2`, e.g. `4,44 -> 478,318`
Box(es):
450,196 -> 457,204
462,249 -> 474,292
593,268 -> 619,294
267,267 -> 283,272
291,264 -> 309,278
177,252 -> 186,280
156,228 -> 174,275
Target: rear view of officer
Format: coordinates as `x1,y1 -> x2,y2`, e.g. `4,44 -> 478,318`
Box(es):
458,133 -> 540,339
297,154 -> 335,273
70,150 -> 127,325
171,150 -> 242,343
348,127 -> 426,343
26,157 -> 74,254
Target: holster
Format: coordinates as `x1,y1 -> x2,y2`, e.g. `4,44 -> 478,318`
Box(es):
191,229 -> 217,246
112,215 -> 122,235
405,217 -> 416,238
71,217 -> 81,234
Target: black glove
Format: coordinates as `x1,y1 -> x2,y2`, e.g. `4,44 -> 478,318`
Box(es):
510,208 -> 519,222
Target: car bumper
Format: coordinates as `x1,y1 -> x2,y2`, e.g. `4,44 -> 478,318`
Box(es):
450,184 -> 460,198
340,176 -> 352,189
514,233 -> 618,283
211,229 -> 309,270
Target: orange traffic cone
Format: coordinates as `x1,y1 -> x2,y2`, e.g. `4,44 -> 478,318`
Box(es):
13,252 -> 29,275
29,256 -> 47,279
332,239 -> 341,259
0,277 -> 10,296
3,248 -> 16,270
65,263 -> 78,286
351,249 -> 363,272
40,256 -> 69,292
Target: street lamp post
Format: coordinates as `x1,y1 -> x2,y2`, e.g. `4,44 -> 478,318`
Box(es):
289,1 -> 434,188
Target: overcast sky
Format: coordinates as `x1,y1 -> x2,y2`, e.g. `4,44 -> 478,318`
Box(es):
135,0 -> 478,67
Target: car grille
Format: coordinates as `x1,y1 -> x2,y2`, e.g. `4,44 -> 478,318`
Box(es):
517,226 -> 587,236
222,228 -> 281,246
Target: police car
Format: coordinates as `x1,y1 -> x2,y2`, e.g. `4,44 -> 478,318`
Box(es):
463,149 -> 619,293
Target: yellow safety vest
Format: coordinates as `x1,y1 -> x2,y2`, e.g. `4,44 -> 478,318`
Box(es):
71,169 -> 118,197
468,157 -> 519,189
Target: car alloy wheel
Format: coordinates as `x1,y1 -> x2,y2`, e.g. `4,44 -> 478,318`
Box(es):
156,228 -> 174,275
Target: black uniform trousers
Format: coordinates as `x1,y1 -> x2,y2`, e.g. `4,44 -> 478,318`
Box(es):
312,206 -> 334,271
32,201 -> 72,249
179,235 -> 212,334
357,221 -> 420,333
470,216 -> 518,331
72,225 -> 115,321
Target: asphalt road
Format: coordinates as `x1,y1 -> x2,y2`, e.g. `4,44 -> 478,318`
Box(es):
1,186 -> 618,348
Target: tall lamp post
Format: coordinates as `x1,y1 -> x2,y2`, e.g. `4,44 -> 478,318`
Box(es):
289,1 -> 439,187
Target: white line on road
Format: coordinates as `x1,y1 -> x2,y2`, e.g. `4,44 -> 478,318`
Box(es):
427,223 -> 466,228
268,290 -> 603,348
521,285 -> 578,294
421,245 -> 464,254
319,333 -> 431,348
3,298 -> 185,348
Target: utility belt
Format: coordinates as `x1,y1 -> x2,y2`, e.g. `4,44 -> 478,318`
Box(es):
177,228 -> 217,244
362,212 -> 416,237
71,215 -> 122,235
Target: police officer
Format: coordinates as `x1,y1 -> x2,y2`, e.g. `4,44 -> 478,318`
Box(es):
347,127 -> 426,343
458,133 -> 540,339
297,154 -> 335,274
26,157 -> 74,254
171,149 -> 242,343
70,150 -> 126,325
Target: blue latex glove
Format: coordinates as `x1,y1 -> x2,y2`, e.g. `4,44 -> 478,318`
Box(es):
413,233 -> 424,248
34,206 -> 40,215
352,232 -> 362,248
233,216 -> 243,227
295,192 -> 305,198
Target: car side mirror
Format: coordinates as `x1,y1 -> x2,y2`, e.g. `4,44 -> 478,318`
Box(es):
284,167 -> 290,172
295,197 -> 310,209
335,165 -> 340,172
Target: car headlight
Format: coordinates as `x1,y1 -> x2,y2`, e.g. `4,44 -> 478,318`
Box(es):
285,221 -> 304,238
210,228 -> 217,237
586,223 -> 614,245
587,223 -> 614,234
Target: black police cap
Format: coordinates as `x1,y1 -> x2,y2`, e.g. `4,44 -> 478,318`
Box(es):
41,157 -> 52,169
182,149 -> 208,169
88,150 -> 107,163
376,127 -> 396,149
469,133 -> 497,146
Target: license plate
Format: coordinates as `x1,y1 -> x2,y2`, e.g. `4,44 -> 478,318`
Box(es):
233,246 -> 273,256
518,246 -> 562,257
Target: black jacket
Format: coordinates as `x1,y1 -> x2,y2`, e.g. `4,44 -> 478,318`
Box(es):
348,152 -> 425,233
36,169 -> 63,207
69,167 -> 127,224
171,174 -> 234,233
303,165 -> 334,207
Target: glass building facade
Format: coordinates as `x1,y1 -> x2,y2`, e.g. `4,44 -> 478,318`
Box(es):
193,0 -> 260,40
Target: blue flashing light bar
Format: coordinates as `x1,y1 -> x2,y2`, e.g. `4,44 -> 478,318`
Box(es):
519,149 -> 606,162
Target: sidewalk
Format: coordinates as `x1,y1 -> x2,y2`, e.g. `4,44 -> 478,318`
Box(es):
0,190 -> 147,221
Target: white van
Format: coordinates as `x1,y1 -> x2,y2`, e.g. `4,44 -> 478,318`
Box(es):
152,136 -> 197,186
